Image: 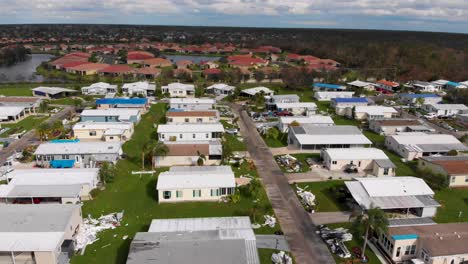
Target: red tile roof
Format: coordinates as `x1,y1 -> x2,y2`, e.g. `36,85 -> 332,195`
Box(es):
70,63 -> 109,71
135,67 -> 161,75
431,159 -> 468,175
377,80 -> 400,87
62,61 -> 91,69
98,65 -> 134,74
203,68 -> 222,75
65,52 -> 90,58
127,51 -> 155,60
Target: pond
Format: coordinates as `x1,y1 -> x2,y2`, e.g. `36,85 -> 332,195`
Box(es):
0,54 -> 54,83
162,55 -> 220,64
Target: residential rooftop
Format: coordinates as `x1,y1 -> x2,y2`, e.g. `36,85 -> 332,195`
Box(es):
157,166 -> 235,190
34,141 -> 122,155
322,147 -> 390,160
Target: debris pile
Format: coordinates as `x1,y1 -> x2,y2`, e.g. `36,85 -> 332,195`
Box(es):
276,154 -> 302,173
296,186 -> 316,212
317,225 -> 352,258
271,251 -> 293,264
75,211 -> 124,251
263,215 -> 277,228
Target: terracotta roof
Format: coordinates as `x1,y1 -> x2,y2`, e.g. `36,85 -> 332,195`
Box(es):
98,65 -> 134,74
166,143 -> 209,156
135,67 -> 161,75
176,60 -> 194,66
389,223 -> 468,257
65,52 -> 90,58
69,63 -> 109,71
166,111 -> 217,117
430,159 -> 468,175
375,119 -> 421,126
127,51 -> 154,60
229,57 -> 267,66
142,58 -> 172,66
62,61 -> 91,69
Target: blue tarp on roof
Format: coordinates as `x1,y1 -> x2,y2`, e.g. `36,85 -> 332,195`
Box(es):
446,81 -> 461,87
313,83 -> 345,90
332,97 -> 368,103
400,93 -> 441,98
96,98 -> 148,105
50,159 -> 75,168
392,234 -> 418,240
168,108 -> 185,112
50,139 -> 80,143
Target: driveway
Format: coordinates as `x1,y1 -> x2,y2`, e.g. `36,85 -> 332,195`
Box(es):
256,235 -> 290,251
0,106 -> 75,164
270,147 -> 320,156
231,103 -> 335,264
310,211 -> 353,225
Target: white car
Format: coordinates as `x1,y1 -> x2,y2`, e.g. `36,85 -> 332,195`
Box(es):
424,113 -> 437,119
225,128 -> 239,135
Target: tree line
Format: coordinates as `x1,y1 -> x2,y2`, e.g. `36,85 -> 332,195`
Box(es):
0,46 -> 30,66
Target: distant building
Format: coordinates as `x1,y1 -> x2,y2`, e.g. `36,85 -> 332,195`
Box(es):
312,83 -> 346,91
95,98 -> 148,111
166,110 -> 219,124
0,97 -> 42,113
278,116 -> 334,132
422,104 -> 468,117
157,123 -> 224,142
240,87 -> 274,97
161,83 -> 195,98
32,87 -> 78,99
275,103 -> 318,116
126,217 -> 260,264
205,83 -> 236,95
353,106 -> 398,120
169,98 -> 215,111
331,97 -> 369,116
369,119 -> 433,135
398,93 -> 442,105
385,133 -> 468,160
0,106 -> 27,122
153,140 -> 222,167
347,80 -> 375,91
81,82 -> 118,95
410,81 -> 442,92
122,81 -> 156,97
314,91 -> 354,101
156,166 -> 236,203
376,80 -> 400,92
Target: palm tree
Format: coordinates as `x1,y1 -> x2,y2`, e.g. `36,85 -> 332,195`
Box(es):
36,122 -> 51,141
150,142 -> 169,169
197,151 -> 206,166
350,207 -> 388,261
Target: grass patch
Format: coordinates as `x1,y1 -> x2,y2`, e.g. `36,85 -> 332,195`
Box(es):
0,180 -> 7,185
262,127 -> 288,148
0,115 -> 48,137
327,223 -> 381,264
333,115 -> 361,126
71,103 -> 279,264
275,153 -> 320,173
293,181 -> 349,212
51,98 -> 80,105
434,188 -> 468,223
224,134 -> 247,151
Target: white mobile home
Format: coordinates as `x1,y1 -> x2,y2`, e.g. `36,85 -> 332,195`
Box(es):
205,83 -> 236,95
153,140 -> 222,167
122,81 -> 156,97
314,91 -> 354,101
80,108 -> 141,123
240,87 -> 274,97
81,82 -> 118,95
422,103 -> 468,117
353,106 -> 398,120
288,125 -> 372,150
275,102 -> 317,116
385,133 -> 468,160
278,115 -> 334,132
157,123 -> 224,142
161,83 -> 195,97
72,122 -> 134,141
0,204 -> 82,264
321,148 -> 395,177
156,166 -> 236,203
369,119 -> 433,135
166,110 -> 219,124
0,168 -> 99,204
169,98 -> 215,111
345,177 -> 440,218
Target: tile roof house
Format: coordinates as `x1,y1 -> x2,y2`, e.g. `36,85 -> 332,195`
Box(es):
418,156 -> 468,188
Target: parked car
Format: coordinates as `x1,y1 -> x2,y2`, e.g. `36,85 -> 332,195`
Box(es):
275,111 -> 293,117
424,113 -> 437,119
225,128 -> 239,135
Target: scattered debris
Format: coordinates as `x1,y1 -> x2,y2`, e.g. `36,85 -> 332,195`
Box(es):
296,186 -> 316,211
317,225 -> 353,258
271,251 -> 293,264
263,215 -> 276,228
75,211 -> 124,251
122,235 -> 128,240
251,223 -> 262,229
276,154 -> 303,173
235,176 -> 252,186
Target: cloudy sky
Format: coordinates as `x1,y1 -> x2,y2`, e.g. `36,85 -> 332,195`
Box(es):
1,0 -> 467,33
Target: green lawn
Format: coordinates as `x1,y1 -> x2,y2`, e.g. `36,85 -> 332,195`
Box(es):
71,103 -> 279,264
275,153 -> 320,173
327,223 -> 381,264
0,115 -> 48,137
262,128 -> 288,148
0,83 -> 83,97
224,134 -> 247,151
293,181 -> 349,212
333,115 -> 361,126
434,188 -> 468,223
51,98 -> 81,105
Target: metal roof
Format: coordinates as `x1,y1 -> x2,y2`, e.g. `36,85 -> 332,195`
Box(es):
2,184 -> 82,198
354,106 -> 397,115
206,83 -> 236,91
313,83 -> 346,90
400,93 -> 440,98
156,166 -> 235,190
292,125 -> 371,145
241,87 -> 274,96
34,141 -> 122,155
6,168 -> 99,187
0,106 -> 25,117
279,115 -> 333,125
157,123 -> 224,133
388,217 -> 436,227
73,121 -> 133,131
32,87 -> 77,95
332,97 -> 369,103
276,102 -> 317,109
323,148 -> 389,160
169,98 -> 215,104
81,108 -> 140,120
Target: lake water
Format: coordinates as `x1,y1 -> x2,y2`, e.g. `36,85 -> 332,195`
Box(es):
0,54 -> 54,83
163,55 -> 220,64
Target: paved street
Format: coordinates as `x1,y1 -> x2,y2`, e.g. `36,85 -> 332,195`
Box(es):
231,103 -> 335,264
309,212 -> 352,225
256,235 -> 290,251
0,106 -> 75,165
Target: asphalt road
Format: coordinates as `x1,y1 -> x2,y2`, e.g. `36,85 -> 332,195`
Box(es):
0,106 -> 75,164
231,103 -> 335,264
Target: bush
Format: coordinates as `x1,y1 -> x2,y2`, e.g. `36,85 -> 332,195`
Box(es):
417,169 -> 449,191
447,150 -> 458,156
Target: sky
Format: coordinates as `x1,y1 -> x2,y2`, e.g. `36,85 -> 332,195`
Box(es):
1,0 -> 467,34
